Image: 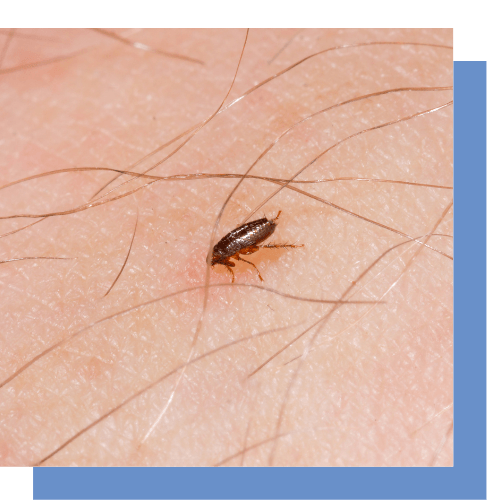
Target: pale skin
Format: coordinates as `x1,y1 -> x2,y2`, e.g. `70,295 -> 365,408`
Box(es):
0,29 -> 453,466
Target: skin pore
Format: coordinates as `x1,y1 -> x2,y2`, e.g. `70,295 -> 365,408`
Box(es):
0,29 -> 453,466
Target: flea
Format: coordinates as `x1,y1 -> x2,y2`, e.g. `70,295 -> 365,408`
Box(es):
209,211 -> 303,282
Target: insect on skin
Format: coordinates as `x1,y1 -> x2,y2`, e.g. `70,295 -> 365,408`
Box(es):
209,211 -> 303,282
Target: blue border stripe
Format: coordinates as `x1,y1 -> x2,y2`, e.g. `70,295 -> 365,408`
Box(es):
33,61 -> 486,500
454,61 -> 487,492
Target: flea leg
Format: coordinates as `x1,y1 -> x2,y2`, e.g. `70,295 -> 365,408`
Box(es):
272,210 -> 282,222
213,258 -> 235,283
224,264 -> 235,283
261,243 -> 304,250
235,254 -> 264,282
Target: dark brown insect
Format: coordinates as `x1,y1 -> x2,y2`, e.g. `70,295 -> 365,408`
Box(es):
209,211 -> 303,282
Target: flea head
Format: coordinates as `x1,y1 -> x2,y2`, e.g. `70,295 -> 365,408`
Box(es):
207,249 -> 223,266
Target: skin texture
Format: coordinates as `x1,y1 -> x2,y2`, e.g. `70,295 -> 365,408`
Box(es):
0,29 -> 453,466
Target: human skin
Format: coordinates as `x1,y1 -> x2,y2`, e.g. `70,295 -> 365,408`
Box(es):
0,29 -> 453,467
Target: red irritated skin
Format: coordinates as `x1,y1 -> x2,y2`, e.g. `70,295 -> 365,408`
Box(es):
209,211 -> 303,282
